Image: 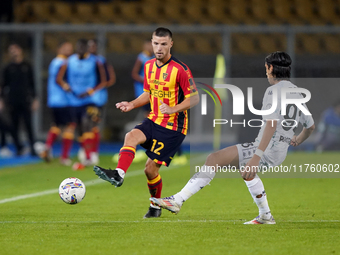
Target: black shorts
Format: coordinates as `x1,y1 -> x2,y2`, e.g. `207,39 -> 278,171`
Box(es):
134,118 -> 185,166
71,104 -> 101,125
51,107 -> 73,126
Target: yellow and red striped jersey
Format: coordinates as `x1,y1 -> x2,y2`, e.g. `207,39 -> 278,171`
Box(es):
143,56 -> 198,135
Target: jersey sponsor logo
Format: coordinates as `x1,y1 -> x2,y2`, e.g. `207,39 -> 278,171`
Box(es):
279,135 -> 291,144
149,79 -> 167,86
189,85 -> 197,93
150,88 -> 172,99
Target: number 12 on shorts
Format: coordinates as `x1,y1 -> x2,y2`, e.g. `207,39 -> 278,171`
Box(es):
151,139 -> 164,155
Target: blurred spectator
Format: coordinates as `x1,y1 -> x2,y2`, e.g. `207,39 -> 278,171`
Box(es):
0,113 -> 24,157
40,41 -> 75,165
131,40 -> 153,118
0,43 -> 39,156
0,0 -> 13,23
315,100 -> 340,151
56,39 -> 107,168
85,39 -> 116,164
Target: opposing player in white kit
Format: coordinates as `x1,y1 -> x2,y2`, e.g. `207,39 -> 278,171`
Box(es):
151,51 -> 315,224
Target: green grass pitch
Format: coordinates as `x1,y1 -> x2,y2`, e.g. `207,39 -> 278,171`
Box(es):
0,152 -> 339,255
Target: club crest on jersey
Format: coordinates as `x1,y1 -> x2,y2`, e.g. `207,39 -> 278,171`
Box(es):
163,73 -> 168,80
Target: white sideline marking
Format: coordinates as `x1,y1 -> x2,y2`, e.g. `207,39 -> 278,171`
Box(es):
0,220 -> 339,224
0,159 -> 185,205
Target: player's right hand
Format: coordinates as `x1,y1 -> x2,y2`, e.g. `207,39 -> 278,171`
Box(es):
116,101 -> 133,112
62,82 -> 72,92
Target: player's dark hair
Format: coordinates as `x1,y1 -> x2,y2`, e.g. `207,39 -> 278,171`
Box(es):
8,42 -> 22,49
58,40 -> 71,48
265,51 -> 292,79
88,39 -> 98,45
153,27 -> 172,39
77,38 -> 88,47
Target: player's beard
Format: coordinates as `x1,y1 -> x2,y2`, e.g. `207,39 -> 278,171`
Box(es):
155,49 -> 169,61
155,52 -> 164,61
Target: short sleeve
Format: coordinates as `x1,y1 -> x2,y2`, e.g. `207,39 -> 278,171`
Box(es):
177,67 -> 198,98
143,62 -> 150,92
262,87 -> 280,120
299,103 -> 314,128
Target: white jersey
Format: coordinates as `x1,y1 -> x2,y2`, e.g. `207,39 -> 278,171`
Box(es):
249,80 -> 314,166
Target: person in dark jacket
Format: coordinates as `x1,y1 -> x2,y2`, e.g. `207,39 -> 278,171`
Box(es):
0,43 -> 39,156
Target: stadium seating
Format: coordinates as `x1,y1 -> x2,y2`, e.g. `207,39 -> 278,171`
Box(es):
49,2 -> 74,24
316,0 -> 340,25
294,0 -> 324,25
322,34 -> 340,54
250,0 -> 281,25
73,3 -> 98,24
295,34 -> 322,54
16,0 -> 340,55
232,34 -> 257,55
30,2 -> 52,23
271,0 -> 302,24
14,0 -> 340,26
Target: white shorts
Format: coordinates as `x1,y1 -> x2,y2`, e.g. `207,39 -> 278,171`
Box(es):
236,141 -> 288,171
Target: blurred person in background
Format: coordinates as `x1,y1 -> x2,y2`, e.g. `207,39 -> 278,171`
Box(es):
57,39 -> 107,169
0,90 -> 23,157
0,43 -> 39,157
76,39 -> 116,165
315,100 -> 340,151
40,41 -> 75,165
131,40 -> 154,118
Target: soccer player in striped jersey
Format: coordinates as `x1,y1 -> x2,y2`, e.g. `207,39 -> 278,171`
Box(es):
40,41 -> 74,165
151,52 -> 315,224
94,27 -> 199,218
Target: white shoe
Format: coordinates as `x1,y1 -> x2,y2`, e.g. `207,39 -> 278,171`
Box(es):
0,147 -> 13,157
150,196 -> 182,214
244,214 -> 276,224
90,152 -> 99,165
78,148 -> 86,163
60,158 -> 72,166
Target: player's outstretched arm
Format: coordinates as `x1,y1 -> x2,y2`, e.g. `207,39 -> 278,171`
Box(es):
159,93 -> 199,115
290,124 -> 315,147
116,91 -> 150,112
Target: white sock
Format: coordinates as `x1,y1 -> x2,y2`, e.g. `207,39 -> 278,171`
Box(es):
116,168 -> 125,178
173,165 -> 215,205
150,203 -> 160,209
244,174 -> 271,218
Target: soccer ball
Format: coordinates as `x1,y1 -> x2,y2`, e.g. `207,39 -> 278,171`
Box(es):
59,177 -> 86,204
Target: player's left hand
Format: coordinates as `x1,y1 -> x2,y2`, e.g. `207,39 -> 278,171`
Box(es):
159,100 -> 174,115
78,91 -> 90,98
290,135 -> 299,147
241,156 -> 260,180
78,88 -> 95,98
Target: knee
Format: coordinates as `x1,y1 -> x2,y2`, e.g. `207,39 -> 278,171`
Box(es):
205,151 -> 218,165
124,131 -> 138,144
144,160 -> 159,179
